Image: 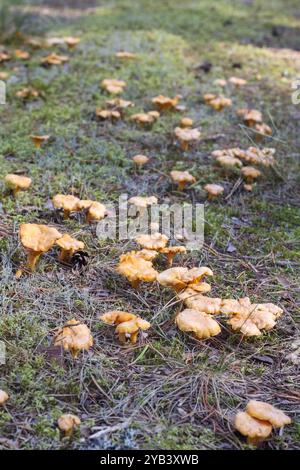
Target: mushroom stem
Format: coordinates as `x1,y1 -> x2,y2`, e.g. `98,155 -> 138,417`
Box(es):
181,141 -> 189,151
130,331 -> 138,344
12,187 -> 21,198
130,279 -> 140,289
118,332 -> 127,344
177,182 -> 186,191
59,249 -> 73,262
63,209 -> 71,219
26,250 -> 41,271
167,253 -> 175,267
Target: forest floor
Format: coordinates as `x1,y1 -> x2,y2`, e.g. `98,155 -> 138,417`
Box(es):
0,0 -> 299,450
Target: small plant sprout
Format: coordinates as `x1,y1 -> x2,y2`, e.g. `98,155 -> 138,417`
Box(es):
174,127 -> 200,151
170,170 -> 196,191
151,95 -> 181,111
30,134 -> 50,149
58,414 -> 81,437
54,319 -> 93,359
175,309 -> 221,340
132,154 -> 149,167
52,194 -> 80,219
204,183 -> 224,200
241,166 -> 261,183
56,234 -> 85,262
101,78 -> 126,94
117,251 -> 158,288
0,390 -> 9,405
19,223 -> 62,273
4,174 -> 32,197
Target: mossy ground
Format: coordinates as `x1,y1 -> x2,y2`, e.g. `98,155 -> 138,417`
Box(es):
0,0 -> 299,450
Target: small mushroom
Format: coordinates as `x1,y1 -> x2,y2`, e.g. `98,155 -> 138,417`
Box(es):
106,98 -> 134,110
246,401 -> 291,428
130,112 -> 159,126
30,134 -> 50,149
95,108 -> 121,121
214,79 -> 227,87
115,317 -> 151,344
135,233 -> 168,250
241,166 -> 261,183
64,36 -> 81,48
228,76 -> 247,87
132,154 -> 149,167
235,411 -> 272,445
52,194 -> 80,219
174,127 -> 201,151
56,234 -> 84,262
19,223 -> 62,272
157,266 -> 213,292
170,170 -> 196,191
243,183 -> 253,192
14,49 -> 30,60
115,51 -> 136,59
255,123 -> 272,140
86,201 -> 107,222
54,319 -> 93,359
175,309 -> 221,339
0,52 -> 10,63
58,414 -> 81,437
204,94 -> 232,111
152,95 -> 180,111
128,196 -> 158,215
41,53 -> 69,65
101,78 -> 126,94
4,174 -> 32,197
117,251 -> 158,288
100,311 -> 137,325
215,155 -> 242,170
180,117 -> 193,128
15,87 -> 39,99
237,108 -> 262,127
0,72 -> 9,80
0,390 -> 9,405
204,183 -> 224,200
160,246 -> 187,266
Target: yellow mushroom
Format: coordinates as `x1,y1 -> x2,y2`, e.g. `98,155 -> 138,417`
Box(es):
160,246 -> 187,266
214,79 -> 227,87
180,117 -> 193,128
203,183 -> 224,199
115,51 -> 136,59
4,174 -> 32,197
130,112 -> 159,126
170,170 -> 196,191
117,251 -> 158,288
174,127 -> 201,151
54,319 -> 93,359
255,123 -> 272,140
100,311 -> 137,325
53,194 -> 81,219
106,98 -> 134,110
235,411 -> 272,445
215,154 -> 242,170
135,232 -> 168,250
14,49 -> 30,60
0,390 -> 9,405
86,201 -> 107,222
132,154 -> 149,167
151,95 -> 180,111
56,234 -> 84,262
246,401 -> 291,428
128,196 -> 157,215
178,289 -> 222,314
19,223 -> 62,272
241,166 -> 261,183
157,266 -> 213,292
95,108 -> 121,120
101,78 -> 126,94
58,414 -> 81,436
237,108 -> 263,127
30,134 -> 50,149
228,76 -> 247,87
115,317 -> 151,344
64,36 -> 81,48
15,87 -> 39,99
175,309 -> 221,340
41,53 -> 69,65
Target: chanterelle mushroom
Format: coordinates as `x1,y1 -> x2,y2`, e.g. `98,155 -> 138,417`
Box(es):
174,127 -> 201,151
30,134 -> 50,149
53,194 -> 80,219
56,234 -> 84,262
115,51 -> 136,59
135,233 -> 168,250
115,317 -> 151,344
5,174 -> 32,197
215,155 -> 242,170
128,196 -> 158,215
41,53 -> 69,66
117,251 -> 158,288
157,266 -> 213,292
180,117 -> 193,128
204,183 -> 224,199
100,311 -> 137,325
58,414 -> 81,437
175,309 -> 221,339
152,95 -> 180,111
170,170 -> 196,191
0,390 -> 9,405
131,112 -> 159,125
54,319 -> 93,358
228,76 -> 247,87
241,166 -> 261,183
86,201 -> 107,222
19,223 -> 62,272
64,36 -> 81,48
235,411 -> 272,445
132,154 -> 149,167
160,246 -> 187,266
106,98 -> 134,110
95,108 -> 121,121
101,78 -> 126,94
237,108 -> 262,127
246,401 -> 291,428
178,289 -> 222,314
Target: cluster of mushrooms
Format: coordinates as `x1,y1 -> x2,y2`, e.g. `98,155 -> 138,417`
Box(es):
1,36 -> 291,443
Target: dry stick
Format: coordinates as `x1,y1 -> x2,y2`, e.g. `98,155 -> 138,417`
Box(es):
89,419 -> 132,439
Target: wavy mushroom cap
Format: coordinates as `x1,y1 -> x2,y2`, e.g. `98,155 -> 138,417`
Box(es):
135,232 -> 168,250
58,414 -> 81,436
30,134 -> 50,144
16,87 -> 39,99
54,319 -> 93,358
170,170 -> 196,185
132,154 -> 149,166
100,311 -> 137,325
221,297 -> 252,315
56,234 -> 84,252
106,98 -> 134,109
216,155 -> 242,169
64,36 -> 81,48
131,112 -> 159,124
5,174 -> 32,190
87,201 -> 107,221
214,79 -> 227,87
243,109 -> 263,126
136,249 -> 159,261
228,76 -> 247,87
178,291 -> 222,314
128,195 -> 158,208
176,309 -> 221,339
255,123 -> 272,136
101,78 -> 126,94
161,246 -> 187,256
95,108 -> 121,120
115,51 -> 136,59
208,95 -> 232,111
204,183 -> 224,197
246,401 -> 291,428
241,166 -> 261,180
157,266 -> 213,291
180,117 -> 193,128
115,317 -> 151,335
174,127 -> 200,142
20,224 -> 62,253
235,411 -> 272,441
53,194 -> 80,212
41,53 -> 69,65
117,251 -> 158,285
0,390 -> 9,405
152,94 -> 180,110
